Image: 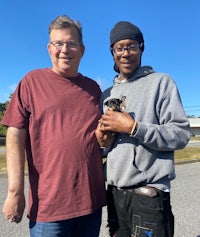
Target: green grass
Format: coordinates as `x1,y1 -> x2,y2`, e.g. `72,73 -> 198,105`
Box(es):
1,137 -> 200,171
175,147 -> 200,163
174,136 -> 200,163
0,152 -> 6,172
190,136 -> 200,141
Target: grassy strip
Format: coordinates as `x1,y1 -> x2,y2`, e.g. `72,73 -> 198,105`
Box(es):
190,136 -> 200,141
1,144 -> 200,172
175,147 -> 200,163
0,153 -> 6,171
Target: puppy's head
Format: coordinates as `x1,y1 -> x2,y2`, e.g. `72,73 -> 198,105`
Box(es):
104,98 -> 122,112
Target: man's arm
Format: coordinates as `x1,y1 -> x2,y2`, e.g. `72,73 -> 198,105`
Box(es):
2,127 -> 27,223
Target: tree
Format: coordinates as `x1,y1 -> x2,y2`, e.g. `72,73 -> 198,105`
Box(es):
0,101 -> 9,136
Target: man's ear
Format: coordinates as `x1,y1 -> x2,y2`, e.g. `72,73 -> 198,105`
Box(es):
80,44 -> 85,57
47,43 -> 51,55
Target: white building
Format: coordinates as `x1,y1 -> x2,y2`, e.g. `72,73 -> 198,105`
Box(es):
189,118 -> 200,136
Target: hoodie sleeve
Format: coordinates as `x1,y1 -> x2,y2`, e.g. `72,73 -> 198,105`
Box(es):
135,77 -> 190,151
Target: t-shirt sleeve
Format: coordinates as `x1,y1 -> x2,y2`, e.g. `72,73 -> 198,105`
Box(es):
1,79 -> 30,128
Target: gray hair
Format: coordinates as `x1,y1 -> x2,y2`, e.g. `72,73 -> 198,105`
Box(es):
48,15 -> 83,44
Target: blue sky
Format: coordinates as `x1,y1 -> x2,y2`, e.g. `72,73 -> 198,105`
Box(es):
0,0 -> 199,116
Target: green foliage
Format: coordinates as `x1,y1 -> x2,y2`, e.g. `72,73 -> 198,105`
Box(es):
0,101 -> 9,137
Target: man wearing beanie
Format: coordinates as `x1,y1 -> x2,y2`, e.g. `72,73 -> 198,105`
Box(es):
96,21 -> 190,237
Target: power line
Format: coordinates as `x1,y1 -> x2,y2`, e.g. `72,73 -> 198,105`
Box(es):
184,105 -> 200,108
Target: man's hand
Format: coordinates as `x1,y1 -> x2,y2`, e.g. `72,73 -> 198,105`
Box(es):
95,122 -> 116,148
99,110 -> 134,134
3,192 -> 25,223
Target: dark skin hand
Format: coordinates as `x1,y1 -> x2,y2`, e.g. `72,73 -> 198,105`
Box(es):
95,110 -> 135,148
99,110 -> 134,134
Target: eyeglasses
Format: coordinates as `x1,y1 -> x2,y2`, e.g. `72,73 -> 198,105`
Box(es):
50,41 -> 80,51
111,43 -> 142,56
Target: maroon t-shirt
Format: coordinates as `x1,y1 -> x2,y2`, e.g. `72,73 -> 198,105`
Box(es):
2,68 -> 106,221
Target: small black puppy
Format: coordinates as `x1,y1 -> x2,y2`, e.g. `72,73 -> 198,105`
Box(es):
104,96 -> 126,112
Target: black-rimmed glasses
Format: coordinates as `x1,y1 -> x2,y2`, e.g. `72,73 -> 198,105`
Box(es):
111,43 -> 143,56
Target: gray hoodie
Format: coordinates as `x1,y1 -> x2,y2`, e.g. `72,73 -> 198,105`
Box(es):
100,66 -> 190,191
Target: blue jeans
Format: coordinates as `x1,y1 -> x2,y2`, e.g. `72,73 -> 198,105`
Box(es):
29,208 -> 102,237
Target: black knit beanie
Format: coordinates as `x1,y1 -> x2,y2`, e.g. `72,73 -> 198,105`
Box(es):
110,21 -> 144,52
110,21 -> 144,72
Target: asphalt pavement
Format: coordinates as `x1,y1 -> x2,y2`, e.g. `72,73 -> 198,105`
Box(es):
1,162 -> 200,237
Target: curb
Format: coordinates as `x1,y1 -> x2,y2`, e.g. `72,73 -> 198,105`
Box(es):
175,159 -> 200,165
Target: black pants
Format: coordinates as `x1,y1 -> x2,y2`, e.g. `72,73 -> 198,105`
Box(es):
107,185 -> 174,237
